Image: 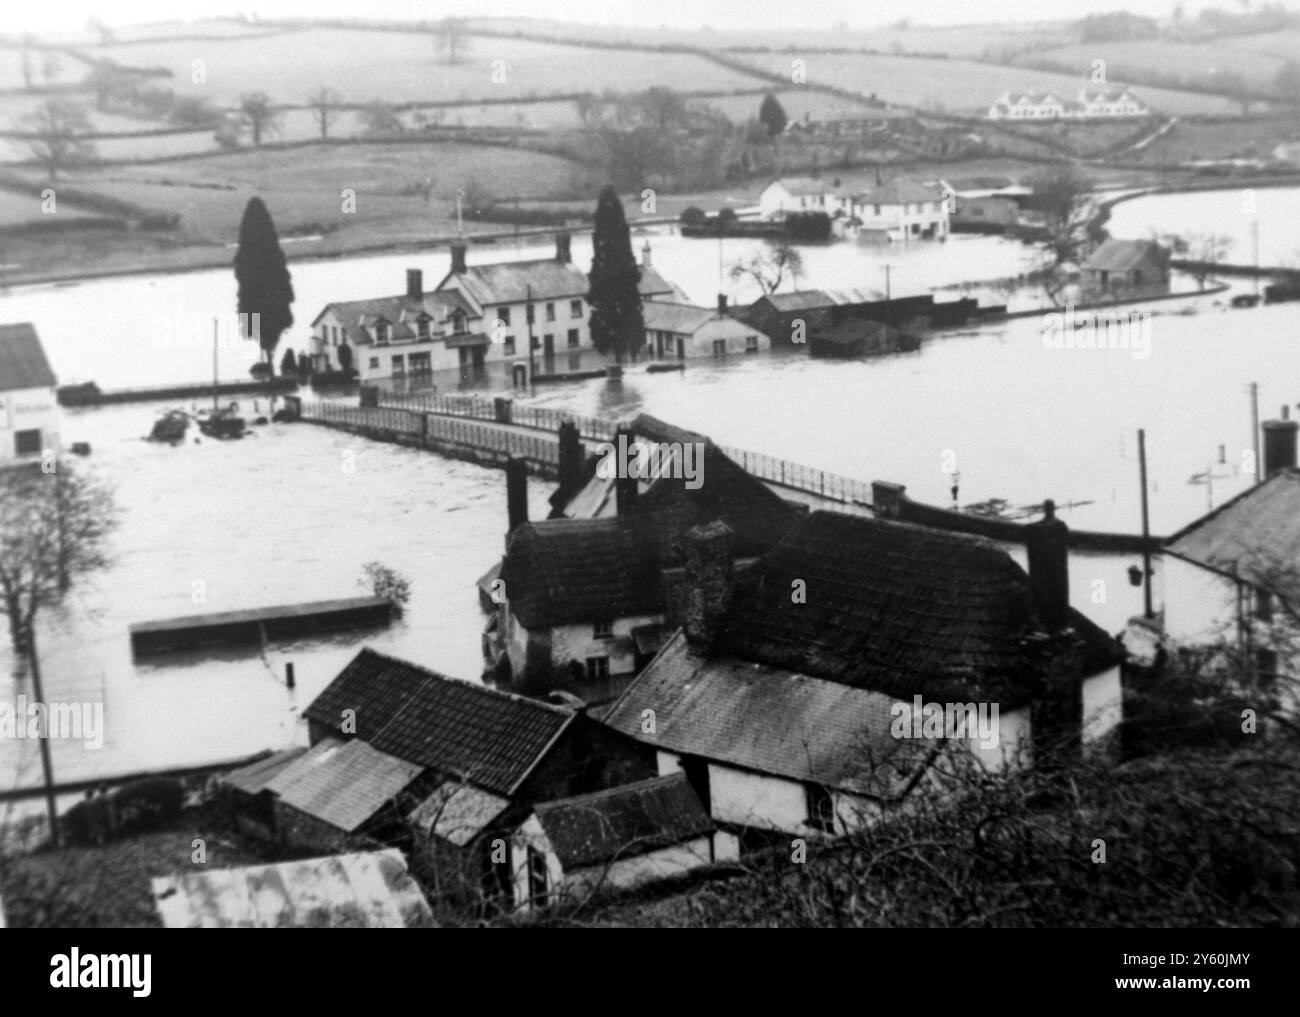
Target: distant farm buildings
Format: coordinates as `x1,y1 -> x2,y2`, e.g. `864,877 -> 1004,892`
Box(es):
987,87 -> 1148,120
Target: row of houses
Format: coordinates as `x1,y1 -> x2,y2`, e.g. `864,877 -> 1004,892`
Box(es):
758,176 -> 951,241
987,87 -> 1149,121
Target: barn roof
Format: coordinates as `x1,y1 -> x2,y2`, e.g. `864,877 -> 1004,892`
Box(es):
1082,238 -> 1167,273
268,738 -> 424,833
0,323 -> 56,391
533,772 -> 713,869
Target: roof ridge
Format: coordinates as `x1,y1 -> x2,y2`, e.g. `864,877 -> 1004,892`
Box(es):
357,647 -> 575,718
533,772 -> 688,812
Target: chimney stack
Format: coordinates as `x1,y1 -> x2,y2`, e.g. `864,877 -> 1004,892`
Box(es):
613,427 -> 638,516
1026,499 -> 1070,632
683,521 -> 734,648
1262,417 -> 1299,476
405,268 -> 423,300
555,232 -> 572,264
872,481 -> 906,519
641,241 -> 652,268
556,420 -> 584,505
450,243 -> 467,275
505,457 -> 529,538
717,293 -> 728,317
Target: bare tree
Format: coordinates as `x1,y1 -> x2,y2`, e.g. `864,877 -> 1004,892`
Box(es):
18,99 -> 98,180
573,92 -> 604,129
1155,230 -> 1235,289
1025,163 -> 1094,269
729,238 -> 805,294
432,18 -> 473,66
306,87 -> 343,140
237,91 -> 281,147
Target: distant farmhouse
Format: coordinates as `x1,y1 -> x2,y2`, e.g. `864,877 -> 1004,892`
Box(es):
987,87 -> 1148,120
0,322 -> 58,469
759,175 -> 949,242
1081,238 -> 1171,299
309,235 -> 682,388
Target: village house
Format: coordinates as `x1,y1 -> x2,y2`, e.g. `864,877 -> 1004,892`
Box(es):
309,270 -> 486,388
0,323 -> 58,469
987,88 -> 1148,120
740,289 -> 978,348
1081,238 -> 1171,299
847,178 -> 949,241
603,507 -> 1125,843
1158,413 -> 1300,715
758,176 -> 844,220
938,175 -> 1034,229
510,773 -> 727,911
642,299 -> 772,360
227,647 -> 654,904
484,416 -> 801,701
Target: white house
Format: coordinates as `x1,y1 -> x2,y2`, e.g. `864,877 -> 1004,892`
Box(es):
759,177 -> 846,220
1076,87 -> 1147,118
310,269 -> 486,387
642,301 -> 771,360
0,323 -> 58,469
988,88 -> 1147,120
510,773 -> 730,911
988,91 -> 1067,120
848,178 -> 949,241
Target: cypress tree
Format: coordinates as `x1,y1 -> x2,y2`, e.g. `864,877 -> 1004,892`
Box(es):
587,187 -> 643,365
234,197 -> 294,363
759,93 -> 788,137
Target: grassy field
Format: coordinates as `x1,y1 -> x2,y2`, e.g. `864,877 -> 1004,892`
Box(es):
88,28 -> 764,106
745,51 -> 1242,116
1025,40 -> 1289,94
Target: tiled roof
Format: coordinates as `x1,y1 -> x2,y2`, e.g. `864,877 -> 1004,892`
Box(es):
713,511 -> 1119,705
268,737 -> 424,833
642,301 -> 716,335
604,633 -> 930,797
638,265 -> 681,298
408,781 -> 511,847
855,178 -> 944,206
0,323 -> 56,391
1166,468 -> 1300,601
1082,238 -> 1167,273
446,258 -> 590,306
313,291 -> 477,345
152,849 -> 433,928
304,648 -> 574,796
533,772 -> 714,869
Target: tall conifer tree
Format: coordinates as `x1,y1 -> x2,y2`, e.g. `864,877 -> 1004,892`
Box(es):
234,197 -> 294,363
587,187 -> 643,365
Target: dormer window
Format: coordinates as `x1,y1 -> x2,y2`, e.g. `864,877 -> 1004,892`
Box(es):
417,315 -> 430,340
374,320 -> 389,343
452,311 -> 467,335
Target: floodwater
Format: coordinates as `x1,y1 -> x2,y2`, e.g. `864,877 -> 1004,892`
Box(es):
1,185 -> 1297,789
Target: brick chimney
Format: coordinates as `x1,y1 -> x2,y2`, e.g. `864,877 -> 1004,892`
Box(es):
717,293 -> 728,317
450,243 -> 467,275
505,456 -> 529,539
405,268 -> 423,300
555,232 -> 572,264
556,421 -> 584,505
872,481 -> 906,519
1026,499 -> 1070,633
613,427 -> 637,516
1262,410 -> 1298,477
684,521 -> 734,648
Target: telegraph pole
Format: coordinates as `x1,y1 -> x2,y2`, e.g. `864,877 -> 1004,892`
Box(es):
1251,381 -> 1261,485
27,626 -> 60,847
526,283 -> 536,384
1138,428 -> 1154,619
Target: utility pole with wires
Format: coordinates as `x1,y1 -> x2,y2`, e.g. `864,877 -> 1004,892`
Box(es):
25,626 -> 60,848
1250,381 -> 1261,485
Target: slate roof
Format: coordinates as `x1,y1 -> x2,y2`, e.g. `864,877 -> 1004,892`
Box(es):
304,648 -> 574,796
1082,239 -> 1168,273
642,301 -> 716,335
532,772 -> 714,870
768,176 -> 828,197
0,323 -> 56,391
712,511 -> 1120,705
444,258 -> 590,306
603,633 -> 931,797
637,265 -> 681,299
855,178 -> 944,207
312,291 -> 478,345
270,738 -> 424,833
1165,467 -> 1300,602
152,849 -> 433,928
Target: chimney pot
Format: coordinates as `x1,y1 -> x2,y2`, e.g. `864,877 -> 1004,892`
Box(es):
450,243 -> 467,275
641,241 -> 652,268
405,268 -> 423,300
717,293 -> 728,316
1262,418 -> 1299,476
872,481 -> 906,519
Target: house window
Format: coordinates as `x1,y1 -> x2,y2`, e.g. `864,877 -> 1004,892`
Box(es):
368,357 -> 380,369
545,302 -> 556,322
391,354 -> 405,375
585,656 -> 610,682
452,311 -> 467,335
417,316 -> 430,340
526,846 -> 548,906
569,299 -> 583,318
498,307 -> 511,326
873,204 -> 881,215
567,329 -> 580,349
1255,589 -> 1274,622
14,429 -> 41,456
1256,647 -> 1279,686
593,619 -> 613,639
745,335 -> 759,353
503,336 -> 516,355
375,321 -> 389,343
806,783 -> 835,833
409,352 -> 431,375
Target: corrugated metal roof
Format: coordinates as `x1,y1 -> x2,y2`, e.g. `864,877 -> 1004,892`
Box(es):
221,746 -> 309,796
0,323 -> 56,392
408,781 -> 511,847
152,849 -> 433,928
272,738 -> 424,833
533,773 -> 713,869
604,632 -> 926,797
